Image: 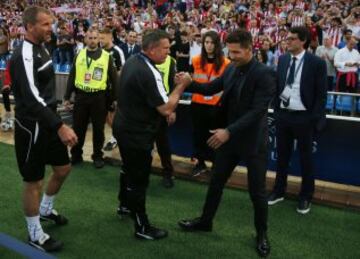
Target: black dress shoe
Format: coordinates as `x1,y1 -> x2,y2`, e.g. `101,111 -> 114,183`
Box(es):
256,232 -> 270,257
178,217 -> 212,232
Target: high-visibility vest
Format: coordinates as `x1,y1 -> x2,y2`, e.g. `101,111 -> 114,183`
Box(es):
74,48 -> 110,92
156,55 -> 176,94
191,55 -> 230,105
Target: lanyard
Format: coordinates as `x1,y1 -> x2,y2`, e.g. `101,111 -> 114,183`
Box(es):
286,55 -> 305,87
86,52 -> 93,69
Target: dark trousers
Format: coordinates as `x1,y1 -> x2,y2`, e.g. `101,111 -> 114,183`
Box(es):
2,87 -> 11,112
191,103 -> 218,164
118,144 -> 152,224
274,118 -> 315,201
71,91 -> 107,160
337,73 -> 358,93
327,76 -> 334,91
155,118 -> 173,177
200,145 -> 268,234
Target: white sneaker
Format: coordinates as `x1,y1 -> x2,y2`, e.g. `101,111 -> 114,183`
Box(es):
7,118 -> 14,129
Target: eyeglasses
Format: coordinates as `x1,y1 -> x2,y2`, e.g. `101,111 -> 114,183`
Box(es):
286,36 -> 299,41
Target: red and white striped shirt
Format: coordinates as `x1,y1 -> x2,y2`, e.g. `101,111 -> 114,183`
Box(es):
250,27 -> 260,38
292,16 -> 305,27
326,27 -> 343,47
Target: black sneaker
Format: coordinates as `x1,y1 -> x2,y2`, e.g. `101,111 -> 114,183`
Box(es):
267,192 -> 284,205
93,158 -> 105,169
70,156 -> 83,165
40,209 -> 68,225
103,141 -> 117,151
191,163 -> 207,177
297,199 -> 311,214
28,233 -> 63,252
162,176 -> 174,188
135,225 -> 168,240
117,206 -> 131,218
256,232 -> 271,257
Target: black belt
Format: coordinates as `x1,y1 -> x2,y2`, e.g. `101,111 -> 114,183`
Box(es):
280,108 -> 307,114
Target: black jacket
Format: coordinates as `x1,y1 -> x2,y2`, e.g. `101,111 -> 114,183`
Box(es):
188,58 -> 276,154
10,39 -> 62,130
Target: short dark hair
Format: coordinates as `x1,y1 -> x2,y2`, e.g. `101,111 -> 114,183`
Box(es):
142,29 -> 169,51
344,29 -> 353,35
23,6 -> 52,30
289,26 -> 311,49
226,29 -> 252,49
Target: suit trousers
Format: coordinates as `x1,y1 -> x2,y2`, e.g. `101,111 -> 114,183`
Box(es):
274,114 -> 315,201
200,144 -> 268,234
71,91 -> 107,160
155,118 -> 174,177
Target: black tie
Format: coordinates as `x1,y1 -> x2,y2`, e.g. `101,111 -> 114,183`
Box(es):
129,46 -> 133,55
286,57 -> 297,86
283,57 -> 297,107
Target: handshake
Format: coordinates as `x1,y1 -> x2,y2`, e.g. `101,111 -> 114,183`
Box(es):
175,72 -> 193,87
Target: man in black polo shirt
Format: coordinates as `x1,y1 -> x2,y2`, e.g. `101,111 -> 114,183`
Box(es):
112,29 -> 187,240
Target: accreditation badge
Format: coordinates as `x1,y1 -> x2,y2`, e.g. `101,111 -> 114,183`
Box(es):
84,72 -> 92,84
280,85 -> 291,102
92,67 -> 104,81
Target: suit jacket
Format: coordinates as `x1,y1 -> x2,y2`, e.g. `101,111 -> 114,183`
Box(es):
274,52 -> 327,130
188,59 -> 276,155
121,44 -> 141,60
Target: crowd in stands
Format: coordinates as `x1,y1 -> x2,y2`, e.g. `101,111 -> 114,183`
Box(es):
0,0 -> 360,90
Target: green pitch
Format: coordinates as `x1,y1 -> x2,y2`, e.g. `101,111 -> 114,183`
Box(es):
0,143 -> 359,258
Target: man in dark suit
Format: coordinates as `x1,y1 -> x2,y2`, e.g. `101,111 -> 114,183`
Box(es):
121,30 -> 141,60
176,30 -> 276,258
267,26 -> 327,214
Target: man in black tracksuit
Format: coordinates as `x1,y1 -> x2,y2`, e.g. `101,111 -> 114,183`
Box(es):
113,29 -> 187,240
64,28 -> 117,168
10,6 -> 77,252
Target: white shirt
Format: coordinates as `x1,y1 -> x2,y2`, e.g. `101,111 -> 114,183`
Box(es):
315,45 -> 338,76
334,46 -> 360,73
281,50 -> 306,111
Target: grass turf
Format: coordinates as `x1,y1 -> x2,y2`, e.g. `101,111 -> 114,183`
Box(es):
0,142 -> 359,259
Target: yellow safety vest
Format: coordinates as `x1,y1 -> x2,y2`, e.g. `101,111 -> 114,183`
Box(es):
74,48 -> 110,92
156,55 -> 175,94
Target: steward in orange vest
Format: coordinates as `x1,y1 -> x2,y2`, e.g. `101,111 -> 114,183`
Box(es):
191,54 -> 230,105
